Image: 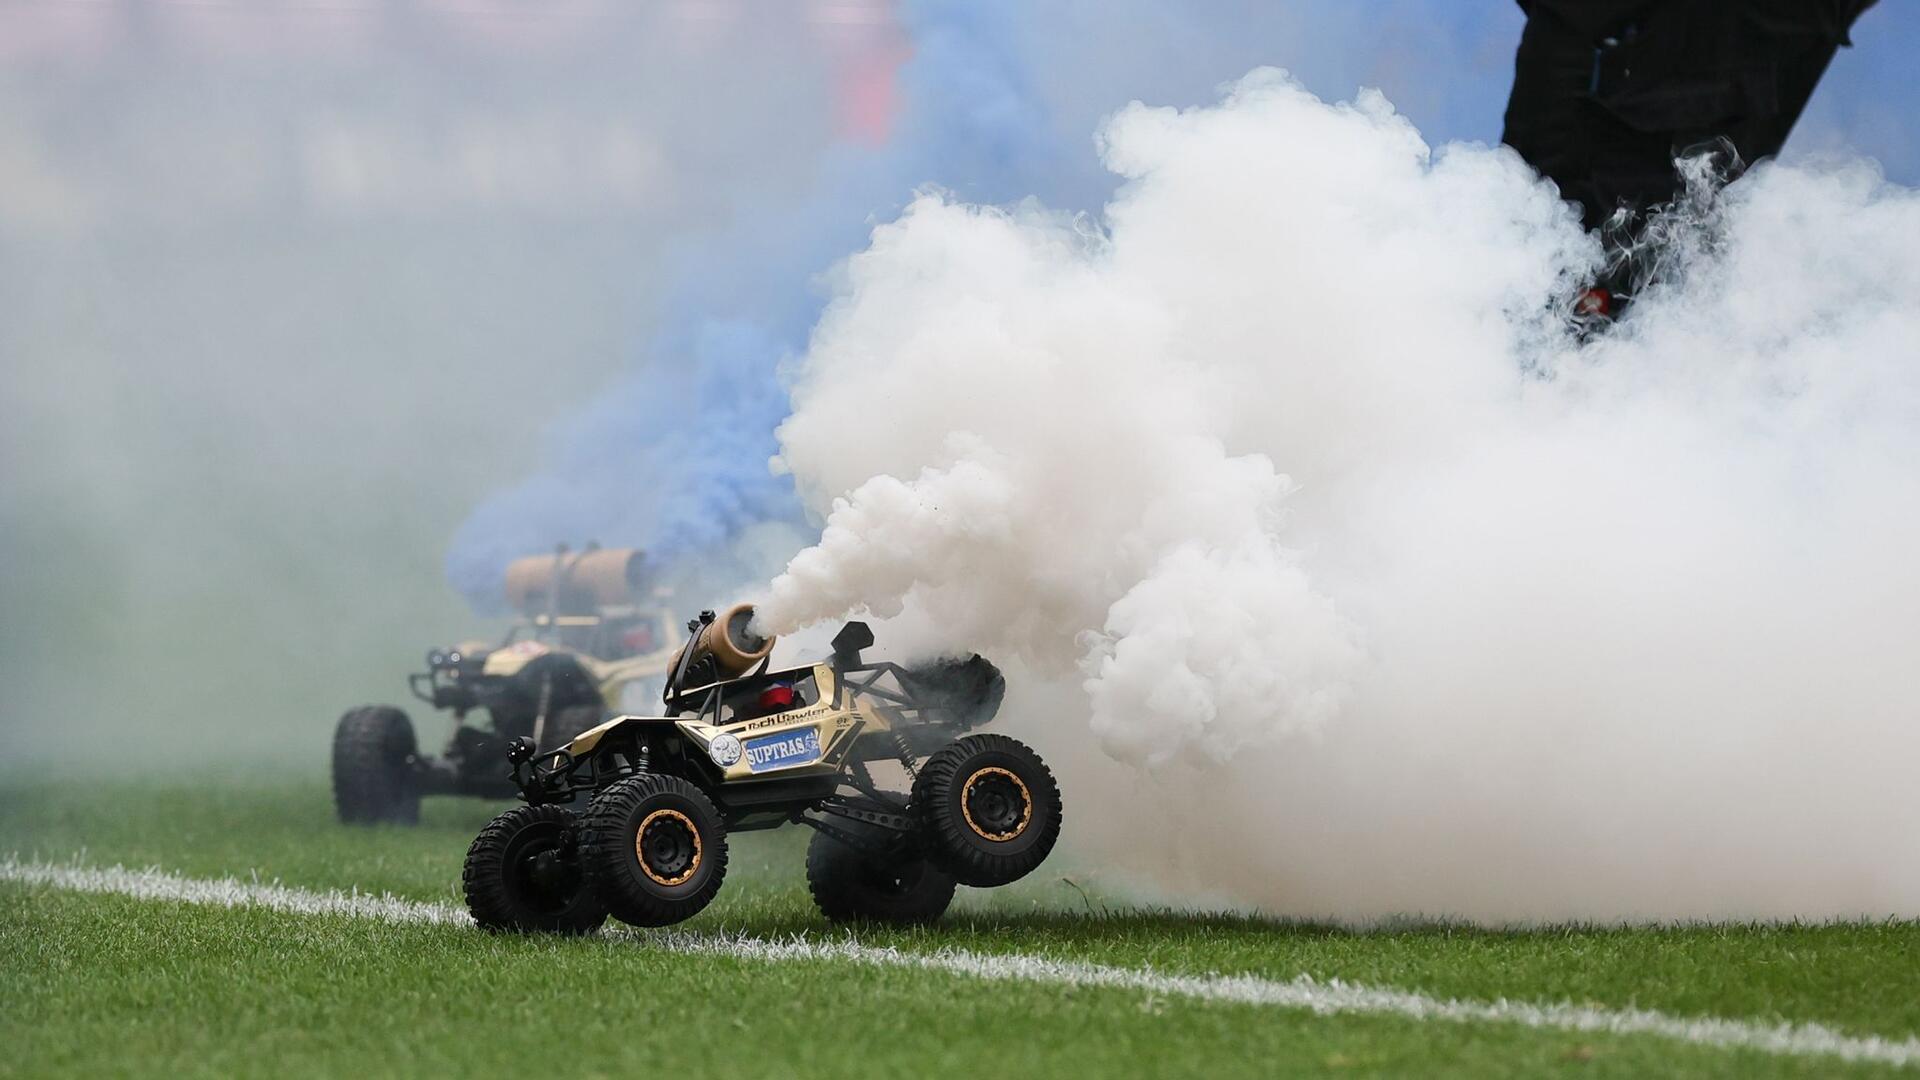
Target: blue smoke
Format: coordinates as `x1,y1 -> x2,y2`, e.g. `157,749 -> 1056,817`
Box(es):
446,0 -> 1916,610
445,1 -> 1080,608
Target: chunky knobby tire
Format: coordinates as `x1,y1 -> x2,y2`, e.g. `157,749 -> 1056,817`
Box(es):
332,705 -> 421,825
538,704 -> 603,754
806,820 -> 955,925
463,804 -> 607,934
911,733 -> 1061,887
582,774 -> 729,927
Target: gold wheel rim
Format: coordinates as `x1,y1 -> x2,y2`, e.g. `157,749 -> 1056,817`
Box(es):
960,766 -> 1032,842
635,808 -> 702,886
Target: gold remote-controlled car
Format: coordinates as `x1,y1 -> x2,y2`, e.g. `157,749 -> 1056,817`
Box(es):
461,603 -> 1062,930
331,546 -> 681,824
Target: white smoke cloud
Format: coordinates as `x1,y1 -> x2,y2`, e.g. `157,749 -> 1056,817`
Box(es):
759,69 -> 1920,919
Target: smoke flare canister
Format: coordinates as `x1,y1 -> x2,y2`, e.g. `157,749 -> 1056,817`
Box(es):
503,548 -> 647,614
698,603 -> 775,676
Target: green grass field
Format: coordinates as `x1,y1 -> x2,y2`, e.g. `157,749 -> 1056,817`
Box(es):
5,776 -> 1918,1078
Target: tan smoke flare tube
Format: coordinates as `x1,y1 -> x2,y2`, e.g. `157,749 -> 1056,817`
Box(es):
671,603 -> 778,689
502,547 -> 647,614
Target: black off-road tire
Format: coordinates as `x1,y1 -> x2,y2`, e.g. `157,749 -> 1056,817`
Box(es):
911,733 -> 1061,887
332,705 -> 421,825
806,820 -> 955,925
581,774 -> 729,927
463,804 -> 607,934
538,704 -> 603,754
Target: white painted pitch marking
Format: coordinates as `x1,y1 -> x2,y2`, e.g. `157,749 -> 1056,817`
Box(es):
5,858 -> 1916,1068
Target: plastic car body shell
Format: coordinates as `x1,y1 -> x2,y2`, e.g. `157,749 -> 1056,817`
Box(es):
562,663 -> 882,784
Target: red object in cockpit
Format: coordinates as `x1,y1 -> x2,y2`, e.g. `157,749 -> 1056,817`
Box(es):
757,682 -> 797,712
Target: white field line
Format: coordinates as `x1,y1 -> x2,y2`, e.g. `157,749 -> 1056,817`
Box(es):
4,858 -> 1916,1068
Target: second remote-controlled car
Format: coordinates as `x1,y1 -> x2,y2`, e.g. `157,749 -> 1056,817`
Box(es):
332,546 -> 681,824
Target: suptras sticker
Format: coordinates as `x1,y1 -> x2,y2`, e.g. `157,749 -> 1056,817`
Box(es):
743,728 -> 823,773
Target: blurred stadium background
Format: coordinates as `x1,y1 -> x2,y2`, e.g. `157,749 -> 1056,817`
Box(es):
0,0 -> 1911,766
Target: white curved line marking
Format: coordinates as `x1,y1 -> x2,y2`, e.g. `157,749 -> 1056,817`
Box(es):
4,858 -> 1914,1068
